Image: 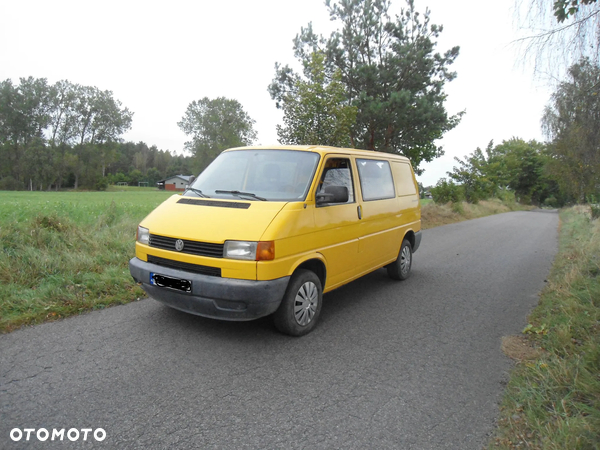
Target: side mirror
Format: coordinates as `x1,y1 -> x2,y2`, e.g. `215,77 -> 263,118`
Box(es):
316,185 -> 349,205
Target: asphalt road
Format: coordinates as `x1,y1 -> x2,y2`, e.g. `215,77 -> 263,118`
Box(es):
0,210 -> 559,449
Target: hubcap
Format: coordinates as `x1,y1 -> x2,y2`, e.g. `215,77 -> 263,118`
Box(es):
400,245 -> 411,275
294,281 -> 318,326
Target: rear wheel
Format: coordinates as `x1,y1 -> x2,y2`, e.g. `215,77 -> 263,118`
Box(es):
273,269 -> 323,336
387,239 -> 412,281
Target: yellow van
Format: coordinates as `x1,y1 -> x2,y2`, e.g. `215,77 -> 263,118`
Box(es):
129,145 -> 421,336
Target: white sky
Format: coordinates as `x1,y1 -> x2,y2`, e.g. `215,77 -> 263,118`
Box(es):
0,0 -> 551,186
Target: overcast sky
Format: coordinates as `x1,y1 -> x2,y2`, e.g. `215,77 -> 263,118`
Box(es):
0,0 -> 551,186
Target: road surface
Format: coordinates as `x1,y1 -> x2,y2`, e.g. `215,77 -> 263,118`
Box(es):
0,210 -> 559,449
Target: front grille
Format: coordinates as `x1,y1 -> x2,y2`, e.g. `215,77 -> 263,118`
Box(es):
147,255 -> 221,277
149,234 -> 223,258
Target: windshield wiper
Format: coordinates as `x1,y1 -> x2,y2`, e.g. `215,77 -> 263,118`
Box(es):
215,190 -> 266,201
185,187 -> 209,198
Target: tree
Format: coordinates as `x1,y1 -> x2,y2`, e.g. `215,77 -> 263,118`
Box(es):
146,167 -> 162,187
542,59 -> 600,202
448,142 -> 496,203
22,137 -> 55,190
178,97 -> 257,173
274,51 -> 357,147
430,178 -> 463,203
515,0 -> 600,75
446,139 -> 553,205
270,0 -> 462,174
553,0 -> 599,22
47,80 -> 79,146
491,138 -> 552,204
0,77 -> 53,184
72,85 -> 133,146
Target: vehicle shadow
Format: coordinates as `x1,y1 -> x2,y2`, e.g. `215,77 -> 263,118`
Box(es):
152,267 -> 418,340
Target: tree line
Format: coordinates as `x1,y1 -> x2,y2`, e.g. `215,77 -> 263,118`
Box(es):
1,0 -> 598,203
430,58 -> 600,207
0,77 -> 195,190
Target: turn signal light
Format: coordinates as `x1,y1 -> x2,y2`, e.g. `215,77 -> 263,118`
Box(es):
256,241 -> 275,261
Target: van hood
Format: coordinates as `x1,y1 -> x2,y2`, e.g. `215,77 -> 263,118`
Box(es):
141,195 -> 286,243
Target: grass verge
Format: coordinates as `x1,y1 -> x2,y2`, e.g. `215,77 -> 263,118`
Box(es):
421,198 -> 532,229
0,190 -> 172,332
489,205 -> 600,449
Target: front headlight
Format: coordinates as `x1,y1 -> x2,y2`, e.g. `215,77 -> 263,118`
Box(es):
223,241 -> 275,261
137,225 -> 150,245
223,241 -> 257,260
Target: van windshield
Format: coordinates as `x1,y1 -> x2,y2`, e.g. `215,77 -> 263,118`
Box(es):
186,150 -> 320,202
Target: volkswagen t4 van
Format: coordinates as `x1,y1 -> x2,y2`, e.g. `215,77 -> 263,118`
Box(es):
129,145 -> 421,336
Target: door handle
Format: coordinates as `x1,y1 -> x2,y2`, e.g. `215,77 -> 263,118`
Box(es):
357,205 -> 362,220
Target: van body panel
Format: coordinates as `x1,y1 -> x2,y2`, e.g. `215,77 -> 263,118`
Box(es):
312,202 -> 361,289
356,197 -> 404,270
256,251 -> 326,282
141,194 -> 287,244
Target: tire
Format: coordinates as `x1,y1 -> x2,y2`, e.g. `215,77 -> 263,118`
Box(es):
387,239 -> 412,281
273,269 -> 323,336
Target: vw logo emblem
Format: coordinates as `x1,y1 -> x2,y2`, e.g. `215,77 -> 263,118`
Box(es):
175,239 -> 185,252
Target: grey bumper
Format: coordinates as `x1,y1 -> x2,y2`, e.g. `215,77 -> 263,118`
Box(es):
129,257 -> 290,321
413,230 -> 422,253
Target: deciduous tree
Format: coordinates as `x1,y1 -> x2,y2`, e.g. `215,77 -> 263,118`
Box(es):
274,51 -> 357,147
515,0 -> 600,75
178,97 -> 257,172
542,58 -> 600,202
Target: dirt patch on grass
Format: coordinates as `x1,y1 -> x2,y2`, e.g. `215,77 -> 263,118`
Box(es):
501,335 -> 542,362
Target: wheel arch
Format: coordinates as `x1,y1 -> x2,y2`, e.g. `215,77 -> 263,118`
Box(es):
403,229 -> 416,250
291,255 -> 327,289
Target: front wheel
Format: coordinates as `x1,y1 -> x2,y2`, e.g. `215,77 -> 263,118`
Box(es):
387,239 -> 413,281
273,269 -> 323,336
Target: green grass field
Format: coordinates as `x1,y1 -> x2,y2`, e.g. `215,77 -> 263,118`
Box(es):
0,189 -> 173,332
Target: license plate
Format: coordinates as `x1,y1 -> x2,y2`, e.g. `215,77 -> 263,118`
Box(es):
150,273 -> 192,293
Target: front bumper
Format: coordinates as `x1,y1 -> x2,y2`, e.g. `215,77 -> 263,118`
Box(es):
129,257 -> 290,321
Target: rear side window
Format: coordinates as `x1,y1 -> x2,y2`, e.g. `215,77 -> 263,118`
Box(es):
391,162 -> 417,196
356,159 -> 395,201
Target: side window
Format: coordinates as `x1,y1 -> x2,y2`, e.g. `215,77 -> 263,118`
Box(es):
391,162 -> 417,196
356,159 -> 395,201
316,158 -> 355,205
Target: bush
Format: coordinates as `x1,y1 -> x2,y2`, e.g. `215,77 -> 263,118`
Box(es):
543,196 -> 558,208
95,177 -> 109,191
0,176 -> 24,191
430,178 -> 464,204
496,188 -> 516,203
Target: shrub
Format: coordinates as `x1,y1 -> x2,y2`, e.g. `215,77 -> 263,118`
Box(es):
0,176 -> 24,191
430,178 -> 464,204
95,177 -> 109,191
543,196 -> 558,208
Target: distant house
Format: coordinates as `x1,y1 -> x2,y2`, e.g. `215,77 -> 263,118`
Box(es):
157,175 -> 193,191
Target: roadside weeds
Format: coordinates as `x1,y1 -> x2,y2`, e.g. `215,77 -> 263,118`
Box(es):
421,198 -> 532,229
490,205 -> 600,449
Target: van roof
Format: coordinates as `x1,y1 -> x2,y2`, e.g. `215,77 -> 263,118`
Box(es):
225,145 -> 411,163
